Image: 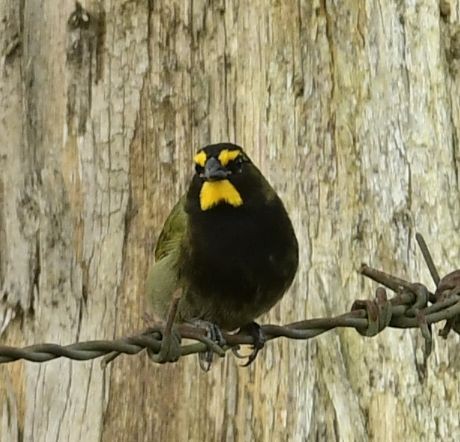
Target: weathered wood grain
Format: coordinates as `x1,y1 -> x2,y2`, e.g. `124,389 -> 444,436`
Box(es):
1,1 -> 459,441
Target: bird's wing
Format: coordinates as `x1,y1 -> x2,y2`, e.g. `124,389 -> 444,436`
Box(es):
147,195 -> 188,321
154,195 -> 187,261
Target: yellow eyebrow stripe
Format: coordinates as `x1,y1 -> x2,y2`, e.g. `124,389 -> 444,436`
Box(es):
218,149 -> 240,167
194,151 -> 207,167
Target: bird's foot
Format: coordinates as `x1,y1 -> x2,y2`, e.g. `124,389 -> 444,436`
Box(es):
188,319 -> 226,371
232,322 -> 266,367
147,324 -> 182,364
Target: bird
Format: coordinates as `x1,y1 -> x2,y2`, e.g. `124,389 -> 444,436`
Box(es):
146,142 -> 299,368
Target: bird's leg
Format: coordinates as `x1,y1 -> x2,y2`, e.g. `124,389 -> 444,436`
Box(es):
233,322 -> 266,367
188,319 -> 226,371
147,289 -> 183,364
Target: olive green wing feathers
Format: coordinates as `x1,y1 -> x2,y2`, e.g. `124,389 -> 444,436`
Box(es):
147,195 -> 188,320
154,195 -> 187,261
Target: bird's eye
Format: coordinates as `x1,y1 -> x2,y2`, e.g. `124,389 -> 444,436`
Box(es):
229,156 -> 245,173
195,164 -> 204,175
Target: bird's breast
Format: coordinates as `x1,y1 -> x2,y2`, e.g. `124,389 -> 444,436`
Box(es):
182,204 -> 298,308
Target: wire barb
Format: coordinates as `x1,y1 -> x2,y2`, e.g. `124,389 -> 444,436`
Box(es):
1,234 -> 459,368
416,232 -> 440,287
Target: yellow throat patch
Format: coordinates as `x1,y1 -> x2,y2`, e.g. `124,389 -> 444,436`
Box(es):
200,180 -> 243,210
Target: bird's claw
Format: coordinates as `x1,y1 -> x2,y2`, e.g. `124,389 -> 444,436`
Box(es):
238,322 -> 266,367
231,346 -> 247,359
189,320 -> 226,371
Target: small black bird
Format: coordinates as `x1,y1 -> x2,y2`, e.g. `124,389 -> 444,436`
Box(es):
147,143 -> 298,366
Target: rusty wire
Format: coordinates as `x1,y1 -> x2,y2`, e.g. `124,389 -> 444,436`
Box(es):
0,233 -> 459,367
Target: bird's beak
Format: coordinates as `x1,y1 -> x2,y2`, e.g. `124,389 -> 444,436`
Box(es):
204,157 -> 230,181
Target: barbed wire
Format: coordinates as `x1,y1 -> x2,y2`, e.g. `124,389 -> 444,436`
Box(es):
0,234 -> 459,367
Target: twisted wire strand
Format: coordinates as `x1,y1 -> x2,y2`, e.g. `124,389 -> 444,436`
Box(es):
1,234 -> 459,366
0,270 -> 458,365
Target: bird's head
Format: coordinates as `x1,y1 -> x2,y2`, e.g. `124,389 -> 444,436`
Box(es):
187,143 -> 271,212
